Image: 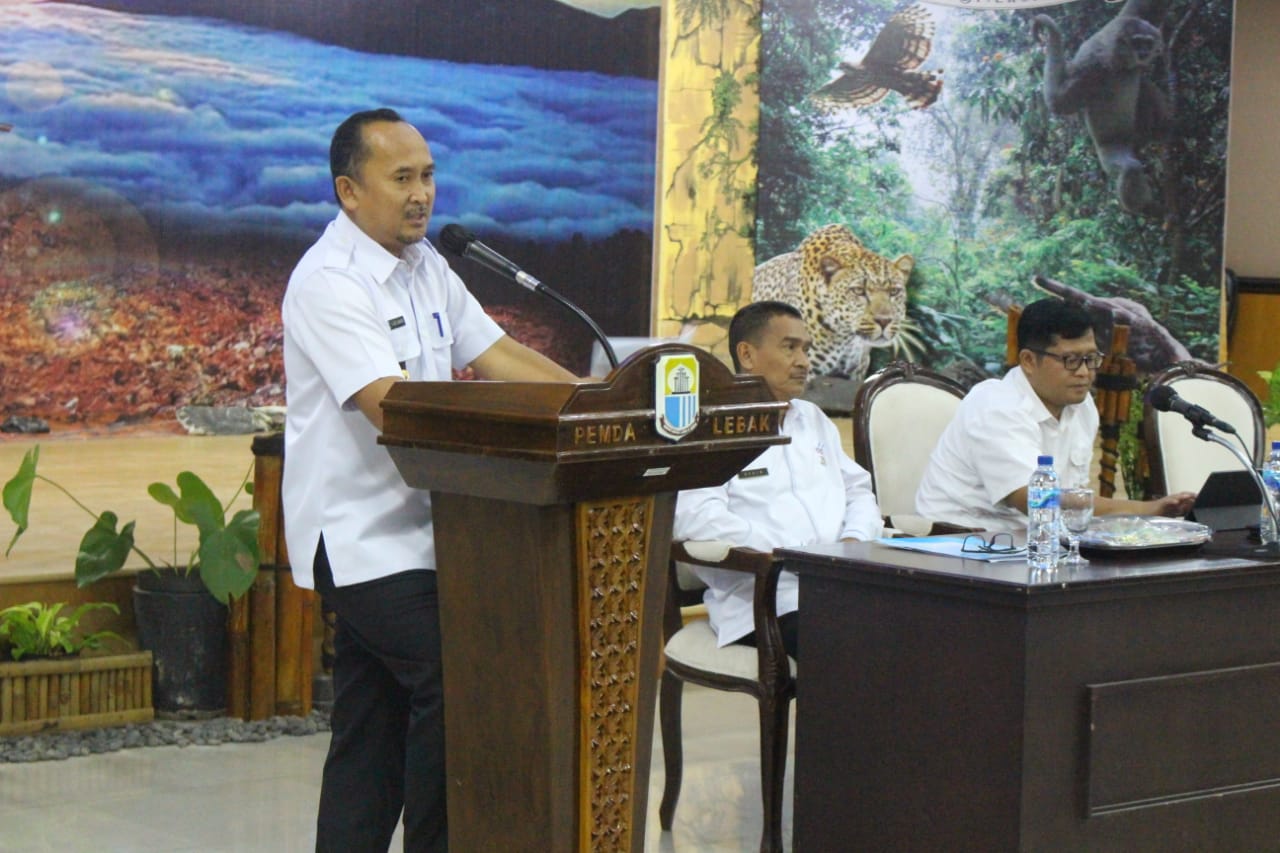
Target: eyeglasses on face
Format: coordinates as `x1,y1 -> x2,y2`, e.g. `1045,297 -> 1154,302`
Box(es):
1028,349 -> 1106,372
961,532 -> 1023,554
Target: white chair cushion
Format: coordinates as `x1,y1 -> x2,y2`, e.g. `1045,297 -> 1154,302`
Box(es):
868,383 -> 962,518
683,539 -> 732,562
1155,377 -> 1262,495
664,619 -> 798,680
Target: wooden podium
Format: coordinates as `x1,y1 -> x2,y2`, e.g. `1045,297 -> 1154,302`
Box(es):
379,344 -> 787,853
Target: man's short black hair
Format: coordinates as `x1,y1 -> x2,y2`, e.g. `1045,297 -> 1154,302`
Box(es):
329,108 -> 406,203
728,301 -> 804,372
1017,297 -> 1096,352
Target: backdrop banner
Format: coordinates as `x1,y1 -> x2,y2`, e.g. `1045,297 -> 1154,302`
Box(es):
754,0 -> 1231,387
0,1 -> 660,432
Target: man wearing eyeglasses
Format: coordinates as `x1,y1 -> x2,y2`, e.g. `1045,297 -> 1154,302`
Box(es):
915,297 -> 1194,533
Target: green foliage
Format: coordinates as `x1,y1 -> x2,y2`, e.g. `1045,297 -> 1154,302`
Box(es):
3,446 -> 260,604
1258,363 -> 1280,430
757,0 -> 1233,372
0,601 -> 124,661
1118,379 -> 1149,502
1,446 -> 37,556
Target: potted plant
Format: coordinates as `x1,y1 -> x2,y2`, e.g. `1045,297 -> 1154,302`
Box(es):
0,600 -> 124,661
0,600 -> 154,734
3,445 -> 261,716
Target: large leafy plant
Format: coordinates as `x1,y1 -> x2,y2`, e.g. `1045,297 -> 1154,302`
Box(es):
0,601 -> 124,661
3,446 -> 260,604
1258,361 -> 1280,430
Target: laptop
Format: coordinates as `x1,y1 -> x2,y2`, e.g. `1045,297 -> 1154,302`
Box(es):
1187,469 -> 1264,531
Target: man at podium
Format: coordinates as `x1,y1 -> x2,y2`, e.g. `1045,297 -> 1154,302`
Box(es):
281,108 -> 577,853
672,301 -> 884,659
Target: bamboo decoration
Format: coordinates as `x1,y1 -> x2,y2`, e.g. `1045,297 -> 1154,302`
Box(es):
227,595 -> 251,719
1094,324 -> 1137,498
236,433 -> 317,720
1005,304 -> 1024,369
248,568 -> 277,720
0,652 -> 154,735
275,565 -> 308,717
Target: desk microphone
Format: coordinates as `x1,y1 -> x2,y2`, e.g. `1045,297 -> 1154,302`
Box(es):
439,224 -> 542,293
1147,385 -> 1237,435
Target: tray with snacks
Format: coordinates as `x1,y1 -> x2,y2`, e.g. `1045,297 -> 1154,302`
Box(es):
1076,515 -> 1212,552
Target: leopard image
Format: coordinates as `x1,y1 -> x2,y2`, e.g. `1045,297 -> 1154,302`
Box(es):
751,224 -> 913,382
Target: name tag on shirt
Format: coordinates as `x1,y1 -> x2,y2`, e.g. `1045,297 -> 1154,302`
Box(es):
739,467 -> 769,479
388,316 -> 407,330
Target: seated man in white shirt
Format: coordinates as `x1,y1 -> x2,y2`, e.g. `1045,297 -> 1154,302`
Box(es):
672,301 -> 884,659
915,297 -> 1194,533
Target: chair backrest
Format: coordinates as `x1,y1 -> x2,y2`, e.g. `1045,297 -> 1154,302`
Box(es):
1143,361 -> 1265,496
853,361 -> 966,533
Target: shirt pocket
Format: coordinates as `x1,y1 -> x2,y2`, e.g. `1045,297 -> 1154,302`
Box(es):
1069,438 -> 1094,485
425,309 -> 455,379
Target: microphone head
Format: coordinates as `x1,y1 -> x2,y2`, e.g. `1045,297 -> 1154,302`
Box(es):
1146,384 -> 1177,411
439,224 -> 475,257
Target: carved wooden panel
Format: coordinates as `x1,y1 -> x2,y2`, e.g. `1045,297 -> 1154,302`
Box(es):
576,495 -> 653,852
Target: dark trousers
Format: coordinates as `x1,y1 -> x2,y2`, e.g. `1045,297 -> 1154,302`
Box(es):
313,537 -> 447,853
734,609 -> 800,660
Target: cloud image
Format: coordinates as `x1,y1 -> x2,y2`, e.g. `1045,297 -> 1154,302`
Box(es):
0,3 -> 658,243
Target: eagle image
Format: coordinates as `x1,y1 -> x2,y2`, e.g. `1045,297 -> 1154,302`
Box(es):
813,4 -> 943,111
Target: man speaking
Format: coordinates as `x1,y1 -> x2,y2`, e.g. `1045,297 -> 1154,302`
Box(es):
282,108 -> 577,852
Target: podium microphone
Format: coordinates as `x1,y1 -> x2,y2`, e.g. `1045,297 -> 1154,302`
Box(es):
439,224 -> 543,293
438,223 -> 618,371
1147,385 -> 1237,435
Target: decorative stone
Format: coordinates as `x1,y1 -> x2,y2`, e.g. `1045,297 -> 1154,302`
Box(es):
0,415 -> 50,433
175,405 -> 284,435
0,709 -> 330,763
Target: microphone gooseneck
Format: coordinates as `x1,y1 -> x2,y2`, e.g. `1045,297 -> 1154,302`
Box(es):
1147,382 -> 1278,544
437,223 -> 618,371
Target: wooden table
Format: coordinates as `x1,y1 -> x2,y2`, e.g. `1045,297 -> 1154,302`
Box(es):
784,533 -> 1280,852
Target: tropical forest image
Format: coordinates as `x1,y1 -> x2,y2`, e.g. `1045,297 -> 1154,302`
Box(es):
755,0 -> 1232,384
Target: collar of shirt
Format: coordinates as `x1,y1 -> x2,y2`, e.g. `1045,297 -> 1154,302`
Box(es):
332,210 -> 427,286
780,397 -> 815,432
1004,365 -> 1065,427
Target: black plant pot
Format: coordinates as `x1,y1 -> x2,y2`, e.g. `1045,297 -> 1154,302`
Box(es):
133,568 -> 228,717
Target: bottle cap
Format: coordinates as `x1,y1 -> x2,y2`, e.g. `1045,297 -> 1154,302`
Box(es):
1037,455 -> 1053,466
1273,440 -> 1280,451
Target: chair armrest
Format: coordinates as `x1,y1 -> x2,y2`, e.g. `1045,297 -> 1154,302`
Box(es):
668,540 -> 793,687
670,540 -> 777,579
930,521 -> 981,535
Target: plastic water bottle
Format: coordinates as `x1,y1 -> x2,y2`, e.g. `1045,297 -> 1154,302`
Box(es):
1027,455 -> 1061,571
1261,441 -> 1280,545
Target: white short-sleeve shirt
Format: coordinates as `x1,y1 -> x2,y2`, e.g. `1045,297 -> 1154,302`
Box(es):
281,211 -> 504,588
915,367 -> 1098,533
672,399 -> 884,646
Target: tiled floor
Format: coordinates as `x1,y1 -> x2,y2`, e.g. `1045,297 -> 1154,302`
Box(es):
0,685 -> 793,852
